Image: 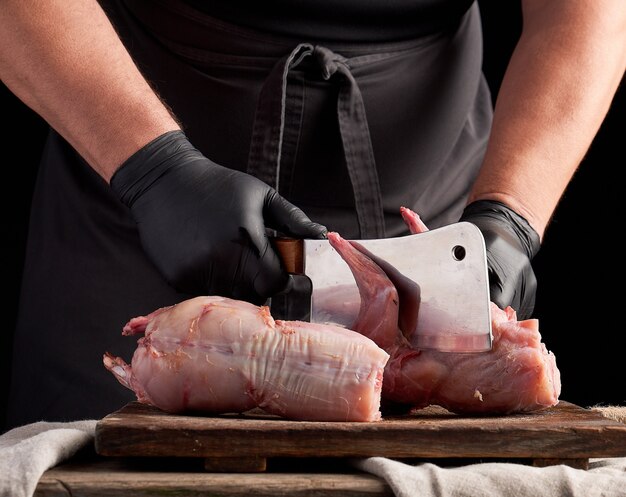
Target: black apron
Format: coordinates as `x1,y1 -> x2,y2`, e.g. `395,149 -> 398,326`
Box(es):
7,0 -> 492,427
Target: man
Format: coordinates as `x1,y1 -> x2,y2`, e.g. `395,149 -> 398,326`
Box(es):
1,0 -> 624,428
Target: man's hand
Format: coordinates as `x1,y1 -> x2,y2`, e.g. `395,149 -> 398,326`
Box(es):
460,200 -> 540,319
111,131 -> 327,304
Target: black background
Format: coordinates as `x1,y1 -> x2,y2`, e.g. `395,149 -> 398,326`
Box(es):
1,1 -> 624,430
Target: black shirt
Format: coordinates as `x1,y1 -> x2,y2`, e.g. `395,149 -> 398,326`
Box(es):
184,0 -> 475,42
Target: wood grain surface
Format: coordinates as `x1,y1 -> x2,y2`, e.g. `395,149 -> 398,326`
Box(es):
35,458 -> 392,497
95,401 -> 626,462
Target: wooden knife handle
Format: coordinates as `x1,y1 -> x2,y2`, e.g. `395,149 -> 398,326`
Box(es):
272,238 -> 304,274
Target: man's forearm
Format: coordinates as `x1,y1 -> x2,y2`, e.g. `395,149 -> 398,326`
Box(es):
469,0 -> 626,238
0,0 -> 179,181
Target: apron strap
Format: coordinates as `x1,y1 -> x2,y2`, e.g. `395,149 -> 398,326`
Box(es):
247,44 -> 386,239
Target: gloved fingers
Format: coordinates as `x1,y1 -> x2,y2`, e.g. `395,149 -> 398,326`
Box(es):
232,223 -> 291,303
489,284 -> 514,315
515,269 -> 537,320
252,243 -> 292,300
485,262 -> 514,314
486,254 -> 537,319
264,190 -> 327,239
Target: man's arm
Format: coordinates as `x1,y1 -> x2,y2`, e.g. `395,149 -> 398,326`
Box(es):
0,0 -> 179,181
470,0 -> 626,238
0,0 -> 327,304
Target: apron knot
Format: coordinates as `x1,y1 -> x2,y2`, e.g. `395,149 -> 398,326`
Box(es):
313,45 -> 348,80
248,43 -> 386,239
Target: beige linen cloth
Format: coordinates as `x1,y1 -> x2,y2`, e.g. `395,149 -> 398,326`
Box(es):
0,420 -> 96,497
353,455 -> 626,497
0,408 -> 624,497
352,406 -> 626,497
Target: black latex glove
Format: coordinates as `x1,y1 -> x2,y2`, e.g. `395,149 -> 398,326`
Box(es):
459,200 -> 541,319
111,130 -> 327,304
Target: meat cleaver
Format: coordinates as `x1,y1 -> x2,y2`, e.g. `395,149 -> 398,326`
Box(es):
271,222 -> 492,353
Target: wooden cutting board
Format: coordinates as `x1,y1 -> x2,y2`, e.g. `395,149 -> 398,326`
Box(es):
95,401 -> 626,471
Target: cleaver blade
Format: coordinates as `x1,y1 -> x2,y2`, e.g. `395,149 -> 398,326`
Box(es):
272,222 -> 492,353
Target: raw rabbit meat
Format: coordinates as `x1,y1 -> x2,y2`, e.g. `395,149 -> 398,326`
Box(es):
104,296 -> 389,421
327,206 -> 561,414
105,206 -> 560,419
